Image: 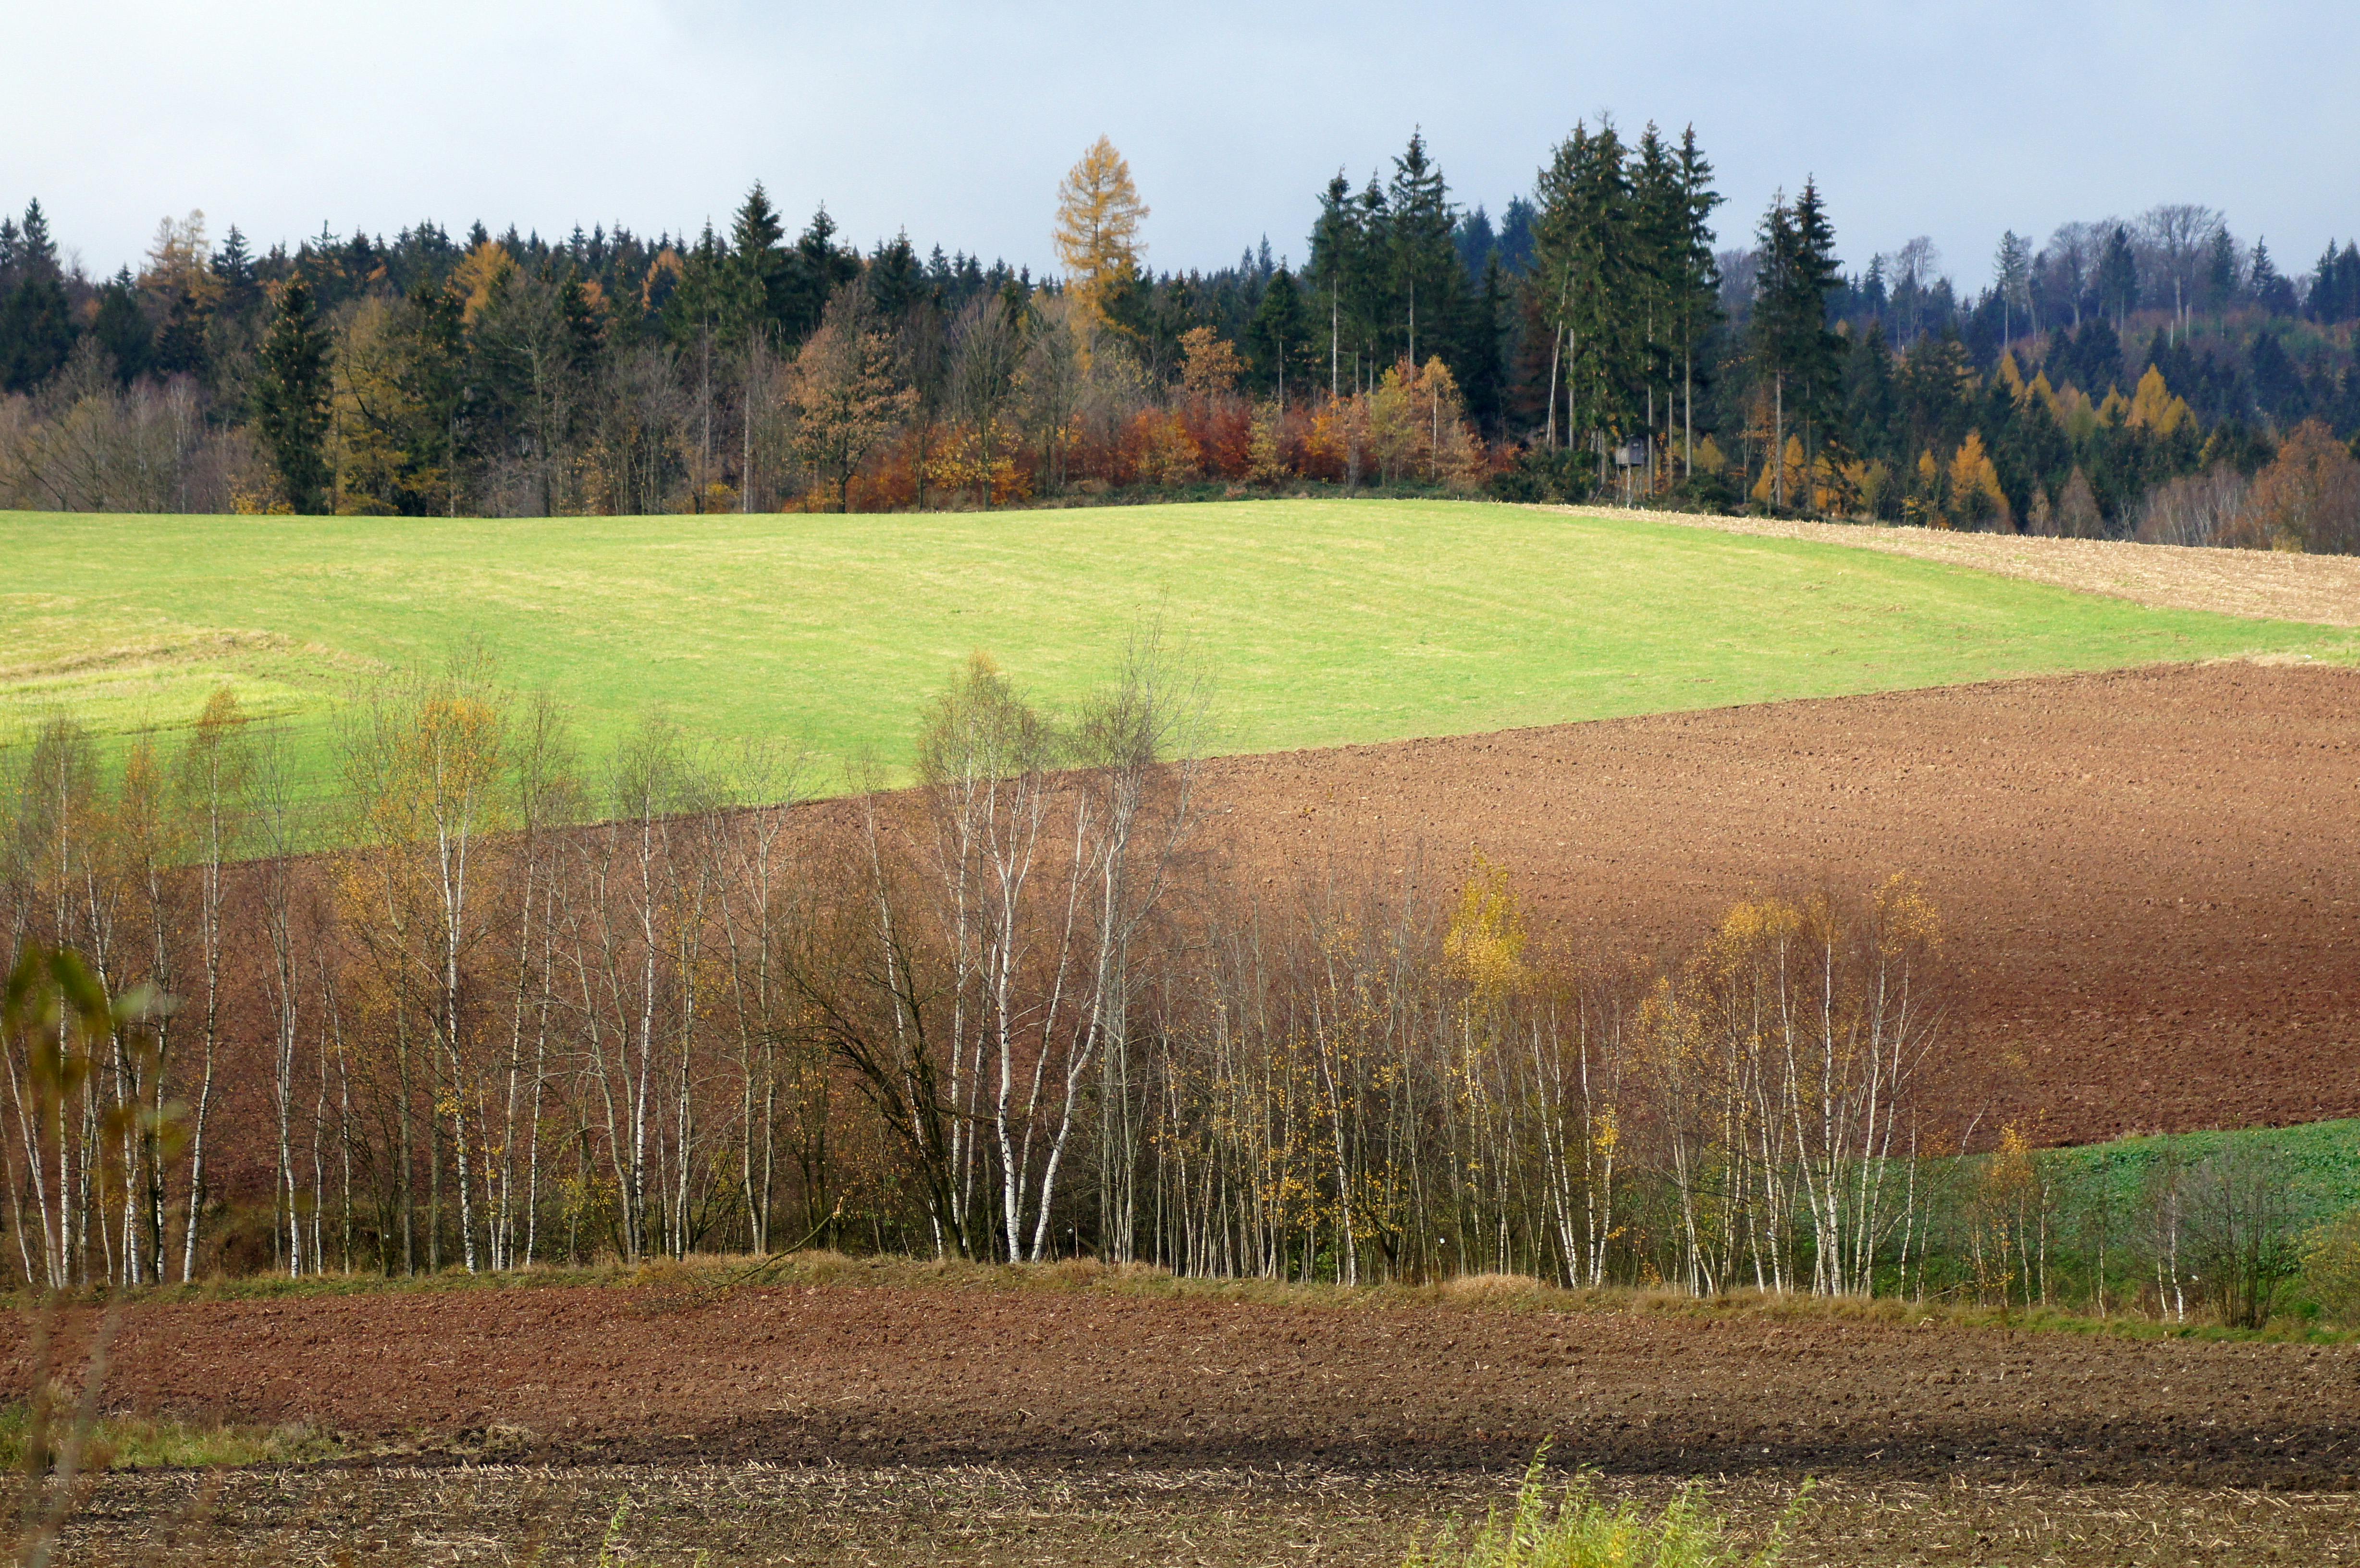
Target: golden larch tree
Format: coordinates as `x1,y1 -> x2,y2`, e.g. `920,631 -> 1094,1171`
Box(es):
1053,136 -> 1148,331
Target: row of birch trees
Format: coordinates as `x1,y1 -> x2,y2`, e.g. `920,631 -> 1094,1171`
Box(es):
2,656 -> 1963,1296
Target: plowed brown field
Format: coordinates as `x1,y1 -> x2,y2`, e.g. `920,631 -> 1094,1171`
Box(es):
13,1279 -> 2360,1564
20,1282 -> 2360,1485
1199,661 -> 2360,1144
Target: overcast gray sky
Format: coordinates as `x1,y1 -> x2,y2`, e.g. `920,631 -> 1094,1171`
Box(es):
11,0 -> 2353,289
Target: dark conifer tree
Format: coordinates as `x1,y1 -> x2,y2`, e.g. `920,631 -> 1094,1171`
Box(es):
253,274 -> 334,512
0,199 -> 74,392
1749,178 -> 1842,502
2203,227 -> 2238,317
212,226 -> 260,322
91,269 -> 154,384
2096,225 -> 2139,334
559,271 -> 605,381
2072,317 -> 2124,396
2249,239 -> 2299,317
1670,128 -> 1722,472
397,274 -> 469,514
724,183 -> 787,347
1461,252 -> 1509,435
1306,173 -> 1359,399
866,232 -> 923,320
1245,266 -> 1310,407
1454,206 -> 1497,278
1843,319 -> 1899,462
2249,331 -> 2307,425
1495,197 -> 1537,274
784,204 -> 860,344
17,200 -> 57,275
1532,118 -> 1636,467
1387,130 -> 1462,370
0,272 -> 75,393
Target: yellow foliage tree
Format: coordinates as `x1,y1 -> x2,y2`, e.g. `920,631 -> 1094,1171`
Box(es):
331,295 -> 425,515
1052,137 -> 1148,332
1750,435 -> 1807,508
1946,430 -> 2010,529
141,210 -> 218,307
449,240 -> 515,326
1177,326 -> 1241,396
1445,853 -> 1527,1007
2125,364 -> 2191,435
788,294 -> 916,512
1995,350 -> 2025,398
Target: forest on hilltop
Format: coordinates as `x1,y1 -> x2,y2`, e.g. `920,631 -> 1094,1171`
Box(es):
2,124 -> 2357,544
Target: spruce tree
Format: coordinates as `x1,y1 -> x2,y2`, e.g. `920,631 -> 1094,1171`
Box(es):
2203,227 -> 2239,318
91,269 -> 154,383
786,204 -> 859,344
1672,127 -> 1722,474
2096,226 -> 2139,334
212,225 -> 260,321
0,271 -> 74,392
559,271 -> 605,381
866,231 -> 923,320
1843,320 -> 1899,463
724,182 -> 787,347
1750,179 -> 1842,505
254,274 -> 334,512
1386,130 -> 1462,370
2249,239 -> 2299,317
1533,118 -> 1637,470
1993,231 -> 2032,346
1246,267 -> 1309,407
1306,173 -> 1359,398
0,198 -> 73,392
401,274 -> 468,514
18,200 -> 58,276
1629,124 -> 1684,462
1462,252 -> 1509,436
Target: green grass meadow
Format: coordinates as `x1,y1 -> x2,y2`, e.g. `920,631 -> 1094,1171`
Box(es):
4,499 -> 2351,798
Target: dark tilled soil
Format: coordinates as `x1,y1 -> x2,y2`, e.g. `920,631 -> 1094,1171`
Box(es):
1198,662 -> 2360,1143
19,1285 -> 2360,1490
38,1463 -> 2360,1567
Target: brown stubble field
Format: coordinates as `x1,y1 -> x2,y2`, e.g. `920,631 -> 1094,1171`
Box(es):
1203,659 -> 2360,1142
13,1273 -> 2360,1564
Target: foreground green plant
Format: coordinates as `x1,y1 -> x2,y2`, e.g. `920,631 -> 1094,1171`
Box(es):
1409,1449 -> 1807,1568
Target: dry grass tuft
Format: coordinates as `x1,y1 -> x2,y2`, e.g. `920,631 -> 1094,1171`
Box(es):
1430,1272 -> 1553,1307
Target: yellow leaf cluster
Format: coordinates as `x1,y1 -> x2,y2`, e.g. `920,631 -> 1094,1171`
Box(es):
1444,853 -> 1527,1005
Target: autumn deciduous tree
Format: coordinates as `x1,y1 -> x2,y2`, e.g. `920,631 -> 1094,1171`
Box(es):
1176,327 -> 1241,397
1945,430 -> 2009,528
2228,419 -> 2360,553
1052,137 -> 1148,332
789,291 -> 915,511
